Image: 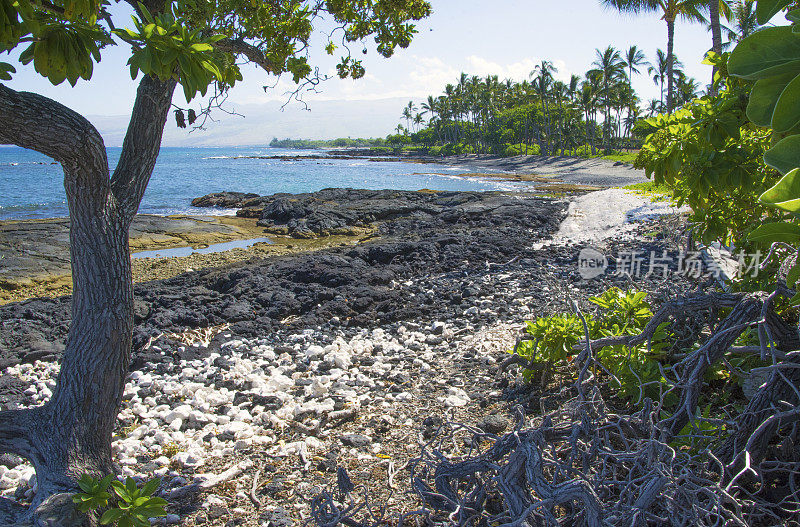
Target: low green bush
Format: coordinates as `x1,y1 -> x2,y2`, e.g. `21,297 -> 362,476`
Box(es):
512,288 -> 670,401
73,474 -> 167,526
503,143 -> 541,156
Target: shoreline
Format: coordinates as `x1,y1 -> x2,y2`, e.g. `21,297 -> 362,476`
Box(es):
0,186 -> 691,523
0,214 -> 373,304
0,157 -> 649,304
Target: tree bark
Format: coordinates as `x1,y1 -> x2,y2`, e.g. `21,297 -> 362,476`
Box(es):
0,75 -> 176,523
666,17 -> 676,113
709,0 -> 722,94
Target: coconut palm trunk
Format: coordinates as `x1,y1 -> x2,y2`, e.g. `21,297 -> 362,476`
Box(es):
709,0 -> 722,93
666,16 -> 676,112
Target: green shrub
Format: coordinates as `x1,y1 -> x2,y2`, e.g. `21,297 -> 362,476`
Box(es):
511,288 -> 671,401
503,143 -> 541,156
73,474 -> 167,527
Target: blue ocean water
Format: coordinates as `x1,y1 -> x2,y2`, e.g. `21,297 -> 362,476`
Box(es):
0,146 -> 519,220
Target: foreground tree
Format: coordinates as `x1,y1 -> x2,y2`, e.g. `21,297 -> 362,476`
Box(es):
0,0 -> 430,522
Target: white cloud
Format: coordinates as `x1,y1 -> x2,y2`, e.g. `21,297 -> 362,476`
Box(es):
226,53 -> 577,109
465,56 -> 573,83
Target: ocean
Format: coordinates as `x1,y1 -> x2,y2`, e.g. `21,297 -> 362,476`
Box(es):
0,146 -> 520,220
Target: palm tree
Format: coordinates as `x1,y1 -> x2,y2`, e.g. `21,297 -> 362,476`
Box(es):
707,0 -> 733,92
648,49 -> 669,109
402,100 -> 417,133
590,46 -> 626,149
531,60 -> 557,154
646,98 -> 662,116
602,0 -> 707,112
722,0 -> 759,47
413,113 -> 424,133
624,45 -> 648,87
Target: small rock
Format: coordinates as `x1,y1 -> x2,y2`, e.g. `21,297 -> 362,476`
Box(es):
479,415 -> 509,435
340,434 -> 371,448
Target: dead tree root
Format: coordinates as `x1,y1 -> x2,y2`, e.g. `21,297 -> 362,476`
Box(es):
311,290 -> 800,526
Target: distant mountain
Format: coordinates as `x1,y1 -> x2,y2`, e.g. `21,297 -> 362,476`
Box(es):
87,97 -> 409,147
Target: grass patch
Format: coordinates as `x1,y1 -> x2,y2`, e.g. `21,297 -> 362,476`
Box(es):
601,152 -> 639,164
622,181 -> 674,202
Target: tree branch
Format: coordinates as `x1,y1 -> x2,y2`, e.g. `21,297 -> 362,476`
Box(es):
110,75 -> 177,222
214,38 -> 274,73
0,84 -> 109,196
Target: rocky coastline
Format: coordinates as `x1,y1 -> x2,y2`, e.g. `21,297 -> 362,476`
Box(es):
0,186 -> 690,525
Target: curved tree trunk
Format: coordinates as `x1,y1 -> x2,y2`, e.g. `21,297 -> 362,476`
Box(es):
0,75 -> 176,524
666,17 -> 675,113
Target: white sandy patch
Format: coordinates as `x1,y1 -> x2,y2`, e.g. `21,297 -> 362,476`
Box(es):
539,189 -> 689,247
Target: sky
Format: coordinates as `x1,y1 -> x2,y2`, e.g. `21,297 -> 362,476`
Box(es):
3,0 -> 717,145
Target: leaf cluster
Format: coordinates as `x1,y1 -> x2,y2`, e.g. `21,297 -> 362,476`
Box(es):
729,0 -> 800,301
513,288 -> 670,401
73,474 -> 167,527
635,55 -> 780,247
1,0 -> 431,102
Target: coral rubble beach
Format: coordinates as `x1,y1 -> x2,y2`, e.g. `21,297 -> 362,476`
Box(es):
0,158 -> 688,525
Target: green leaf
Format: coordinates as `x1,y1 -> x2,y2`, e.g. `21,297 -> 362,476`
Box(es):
786,261 -> 800,286
77,475 -> 95,493
0,61 -> 16,80
729,26 -> 800,80
747,72 -> 797,126
111,480 -> 131,503
764,135 -> 800,175
99,508 -> 125,525
757,0 -> 793,24
125,477 -> 138,498
747,222 -> 800,243
98,474 -> 114,491
135,505 -> 168,517
140,478 -> 161,497
144,497 -> 167,507
189,43 -> 212,52
773,73 -> 800,131
759,167 -> 800,213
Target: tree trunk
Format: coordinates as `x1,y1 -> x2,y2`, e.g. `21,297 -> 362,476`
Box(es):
709,0 -> 722,94
0,75 -> 176,524
666,18 -> 675,113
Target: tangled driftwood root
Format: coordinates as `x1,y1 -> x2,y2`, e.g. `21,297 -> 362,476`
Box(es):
310,289 -> 800,526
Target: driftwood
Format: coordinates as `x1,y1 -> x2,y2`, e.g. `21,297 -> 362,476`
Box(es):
310,285 -> 800,526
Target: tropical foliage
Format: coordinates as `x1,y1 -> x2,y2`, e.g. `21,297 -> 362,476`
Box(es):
635,52 -> 780,247
730,1 -> 800,301
513,288 -> 670,401
394,46 -> 700,156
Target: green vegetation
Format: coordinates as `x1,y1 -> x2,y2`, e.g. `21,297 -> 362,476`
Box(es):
635,52 -> 779,248
601,152 -> 638,163
73,475 -> 167,526
513,288 -> 670,401
387,46 -> 702,158
728,5 -> 800,302
622,180 -> 673,201
269,137 -> 386,149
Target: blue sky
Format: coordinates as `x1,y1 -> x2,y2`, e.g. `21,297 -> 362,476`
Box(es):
3,0 -> 716,142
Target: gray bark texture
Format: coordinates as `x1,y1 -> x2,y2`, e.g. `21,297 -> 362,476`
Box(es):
0,75 -> 176,525
666,18 -> 675,113
709,0 -> 722,93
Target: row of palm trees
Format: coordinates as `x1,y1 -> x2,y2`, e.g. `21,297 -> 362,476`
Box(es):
395,0 -> 760,156
603,0 -> 760,109
395,46 -> 700,155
